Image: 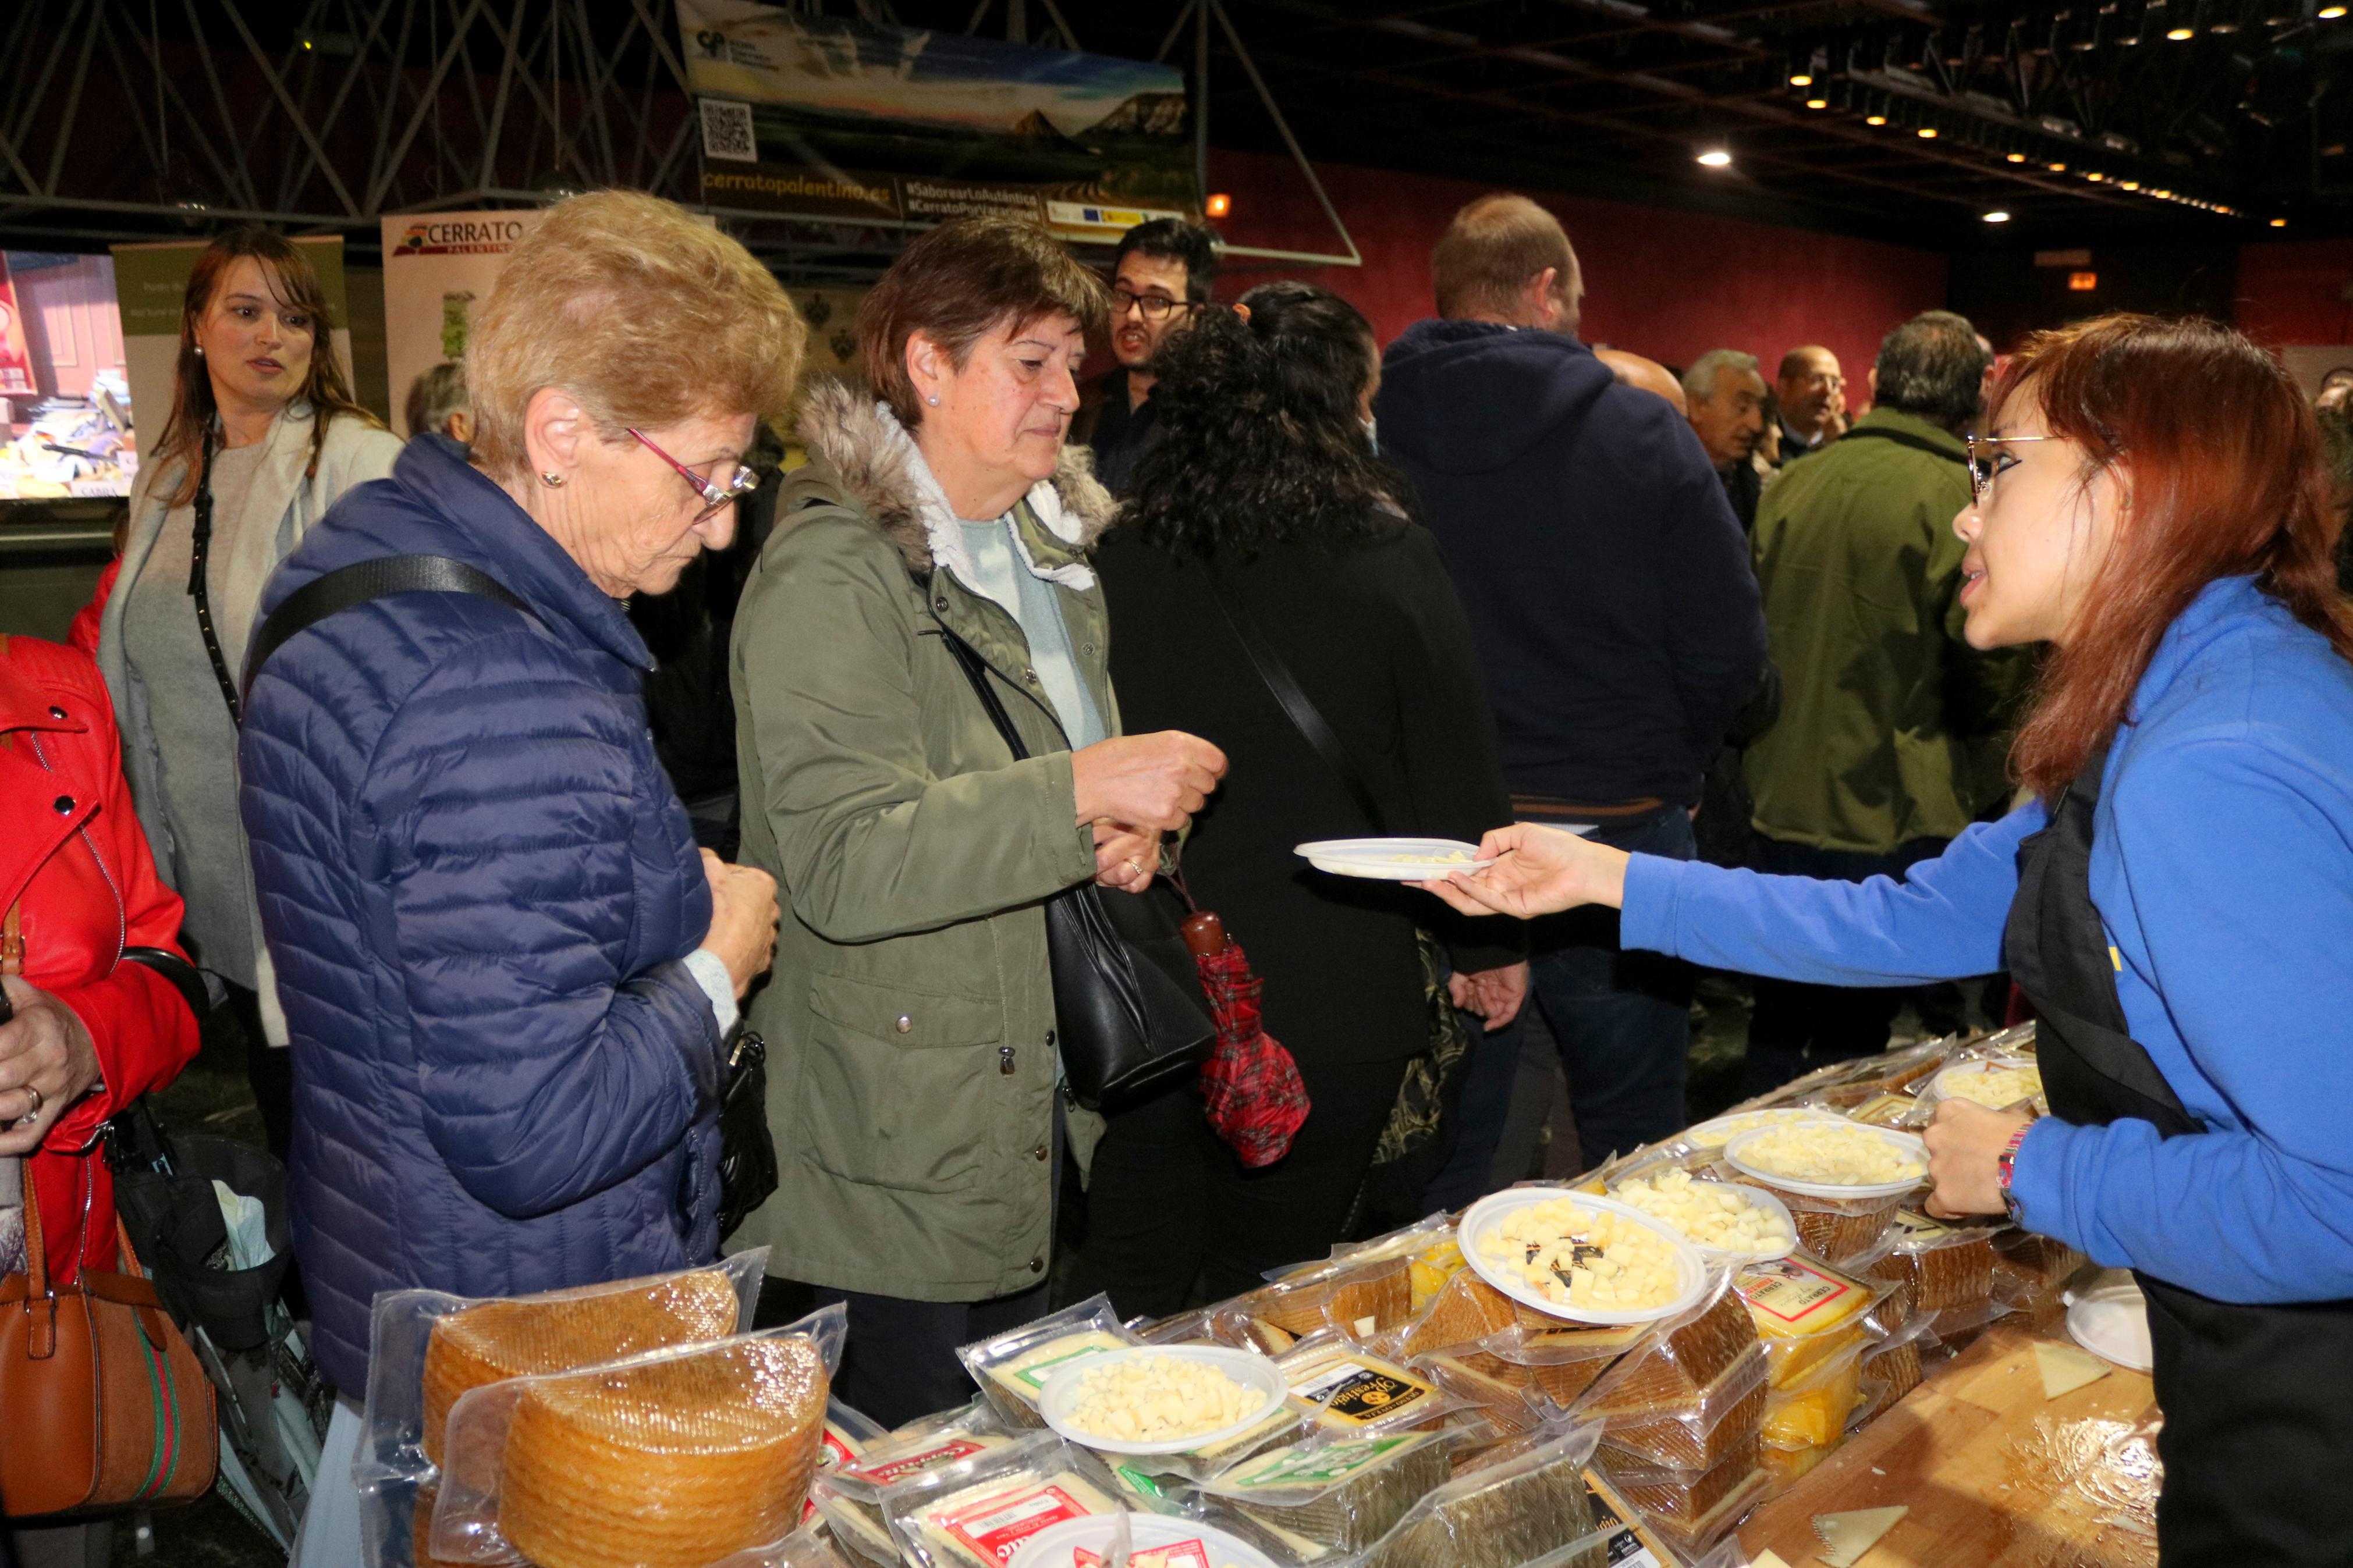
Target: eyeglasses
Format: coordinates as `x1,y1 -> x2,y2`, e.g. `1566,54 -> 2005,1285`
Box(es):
630,428 -> 761,524
1112,289 -> 1203,323
1963,433 -> 2060,503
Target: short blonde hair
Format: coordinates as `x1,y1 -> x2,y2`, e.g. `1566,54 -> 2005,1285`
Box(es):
1432,194 -> 1580,321
467,190 -> 804,479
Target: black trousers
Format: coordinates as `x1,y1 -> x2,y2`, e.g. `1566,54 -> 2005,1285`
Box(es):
221,982 -> 295,1164
1062,1055 -> 1412,1322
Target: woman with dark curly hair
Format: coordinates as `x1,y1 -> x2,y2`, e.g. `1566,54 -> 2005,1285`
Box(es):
1076,283 -> 1524,1315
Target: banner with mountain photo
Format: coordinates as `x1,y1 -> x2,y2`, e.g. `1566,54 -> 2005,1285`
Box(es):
676,0 -> 1195,241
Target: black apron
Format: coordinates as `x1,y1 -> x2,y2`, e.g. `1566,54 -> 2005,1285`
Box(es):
2005,744 -> 2353,1565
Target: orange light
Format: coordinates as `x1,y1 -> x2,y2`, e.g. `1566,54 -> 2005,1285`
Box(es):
2068,271 -> 2099,291
1865,114 -> 1888,126
1205,193 -> 1233,219
2007,151 -> 2028,162
1805,97 -> 1830,109
2271,216 -> 2289,227
1917,126 -> 1939,138
1790,72 -> 1814,86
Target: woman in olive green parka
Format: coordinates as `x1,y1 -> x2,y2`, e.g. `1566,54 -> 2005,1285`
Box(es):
729,220 -> 1225,1423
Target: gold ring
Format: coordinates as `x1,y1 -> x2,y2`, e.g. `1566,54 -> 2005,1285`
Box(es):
1124,857 -> 1144,876
22,1085 -> 41,1118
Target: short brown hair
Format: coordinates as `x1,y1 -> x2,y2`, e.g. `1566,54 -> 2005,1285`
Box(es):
858,218 -> 1109,428
1432,194 -> 1578,321
467,190 -> 804,481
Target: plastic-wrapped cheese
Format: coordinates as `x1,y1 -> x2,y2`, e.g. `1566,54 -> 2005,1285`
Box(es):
1939,1063 -> 2042,1109
1612,1172 -> 1793,1256
1213,1431 -> 1452,1550
1062,1354 -> 1259,1444
1737,1123 -> 1925,1187
420,1268 -> 741,1467
501,1335 -> 828,1568
1478,1198 -> 1683,1313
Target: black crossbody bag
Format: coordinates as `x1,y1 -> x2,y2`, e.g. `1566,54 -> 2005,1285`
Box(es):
242,556 -> 779,1236
936,624 -> 1215,1111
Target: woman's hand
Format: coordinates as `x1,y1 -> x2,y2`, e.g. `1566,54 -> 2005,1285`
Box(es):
1072,732 -> 1227,834
1414,824 -> 1631,920
0,977 -> 102,1156
1923,1098 -> 2033,1219
1092,822 -> 1159,893
1447,961 -> 1529,1031
701,850 -> 781,1000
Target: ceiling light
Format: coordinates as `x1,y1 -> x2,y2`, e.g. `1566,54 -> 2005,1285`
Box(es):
2086,170 -> 2106,180
1918,126 -> 1940,138
1866,113 -> 1889,125
1984,210 -> 2012,222
1790,72 -> 1814,85
1697,148 -> 1734,167
2120,179 -> 2141,189
2007,151 -> 2028,162
1806,97 -> 1830,108
2049,160 -> 2069,170
2271,216 -> 2289,226
2165,24 -> 2196,37
2322,5 -> 2347,17
1205,193 -> 1233,218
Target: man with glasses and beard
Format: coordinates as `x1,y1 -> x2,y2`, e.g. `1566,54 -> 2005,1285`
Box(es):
1074,219 -> 1218,495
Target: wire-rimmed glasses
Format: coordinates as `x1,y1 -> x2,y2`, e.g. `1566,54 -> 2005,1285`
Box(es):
630,428 -> 760,523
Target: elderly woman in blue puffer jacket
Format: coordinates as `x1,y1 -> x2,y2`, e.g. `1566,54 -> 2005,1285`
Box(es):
236,193 -> 798,1566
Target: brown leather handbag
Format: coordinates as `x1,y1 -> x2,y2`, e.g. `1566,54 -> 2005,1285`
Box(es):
0,1184 -> 216,1516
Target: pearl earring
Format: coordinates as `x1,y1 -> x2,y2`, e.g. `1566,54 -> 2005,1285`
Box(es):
193,346 -> 204,357
926,394 -> 940,406
539,471 -> 566,488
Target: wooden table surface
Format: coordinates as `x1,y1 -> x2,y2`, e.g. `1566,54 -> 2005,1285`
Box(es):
1736,1320 -> 2162,1567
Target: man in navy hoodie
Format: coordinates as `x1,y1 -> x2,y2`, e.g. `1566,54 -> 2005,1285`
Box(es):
1379,194 -> 1767,1176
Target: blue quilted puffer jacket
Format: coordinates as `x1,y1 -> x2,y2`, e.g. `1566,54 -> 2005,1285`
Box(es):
238,435 -> 723,1395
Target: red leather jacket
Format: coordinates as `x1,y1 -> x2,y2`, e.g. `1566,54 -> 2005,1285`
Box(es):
1,635 -> 198,1285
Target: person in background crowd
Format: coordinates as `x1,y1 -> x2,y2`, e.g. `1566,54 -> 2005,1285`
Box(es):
730,218 -> 1226,1425
237,191 -> 793,1566
402,360 -> 473,445
2316,403 -> 2353,591
1774,344 -> 1847,462
1377,193 -> 1766,1176
1422,314 -> 2353,1564
1684,349 -> 1769,533
1740,311 -> 2032,1093
1595,346 -> 1687,414
94,227 -> 401,1163
1082,282 -> 1524,1315
1754,387 -> 1785,470
2315,364 -> 2353,412
1,635 -> 201,1568
1070,218 -> 1218,495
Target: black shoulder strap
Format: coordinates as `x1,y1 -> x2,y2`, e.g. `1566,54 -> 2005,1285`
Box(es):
1837,425 -> 1969,465
241,554 -> 531,704
1202,561 -> 1389,835
935,615 -> 1032,765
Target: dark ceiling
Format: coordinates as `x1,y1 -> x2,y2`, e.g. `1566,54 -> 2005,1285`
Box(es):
925,0 -> 2353,244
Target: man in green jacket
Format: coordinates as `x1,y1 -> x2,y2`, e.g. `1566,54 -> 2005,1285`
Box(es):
1741,310 -> 2032,1093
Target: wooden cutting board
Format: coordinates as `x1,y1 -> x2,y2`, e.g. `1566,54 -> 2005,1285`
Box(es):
1738,1321 -> 2160,1567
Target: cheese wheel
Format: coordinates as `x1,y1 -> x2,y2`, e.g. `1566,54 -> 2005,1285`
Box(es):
421,1268 -> 740,1467
501,1335 -> 829,1568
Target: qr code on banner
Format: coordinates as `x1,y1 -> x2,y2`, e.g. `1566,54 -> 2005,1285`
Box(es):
701,99 -> 757,163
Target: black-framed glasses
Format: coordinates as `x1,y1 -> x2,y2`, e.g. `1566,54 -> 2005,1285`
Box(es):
630,428 -> 761,523
1112,288 -> 1203,323
1963,433 -> 2060,503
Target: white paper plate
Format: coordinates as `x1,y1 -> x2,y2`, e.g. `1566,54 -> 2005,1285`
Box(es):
1930,1057 -> 2046,1110
1294,837 -> 1493,880
1723,1120 -> 1930,1200
1458,1187 -> 1710,1325
1038,1346 -> 1287,1457
2065,1271 -> 2155,1372
1680,1105 -> 1845,1151
1608,1178 -> 1800,1263
1010,1514 -> 1282,1568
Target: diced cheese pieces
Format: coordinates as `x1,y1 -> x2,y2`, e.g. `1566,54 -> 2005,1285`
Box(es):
1739,1123 -> 1926,1187
1813,1504 -> 1908,1566
1477,1198 -> 1684,1312
1686,1107 -> 1822,1150
1613,1171 -> 1794,1256
1940,1064 -> 2043,1109
2034,1339 -> 2112,1400
1062,1354 -> 1261,1445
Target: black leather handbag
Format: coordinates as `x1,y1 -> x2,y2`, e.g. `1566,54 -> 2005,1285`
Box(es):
939,627 -> 1215,1111
714,1030 -> 778,1239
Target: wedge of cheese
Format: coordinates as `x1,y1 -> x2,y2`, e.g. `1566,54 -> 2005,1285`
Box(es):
1813,1504 -> 1907,1567
2034,1339 -> 2112,1399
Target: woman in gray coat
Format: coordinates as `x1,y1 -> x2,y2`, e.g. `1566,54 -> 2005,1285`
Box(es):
95,228 -> 400,1155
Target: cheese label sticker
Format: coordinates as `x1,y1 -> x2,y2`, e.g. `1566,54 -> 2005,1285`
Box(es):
1076,1545 -> 1212,1568
1737,1256 -> 1863,1326
1233,1434 -> 1415,1489
1010,1340 -> 1120,1392
846,1435 -> 989,1485
1290,1359 -> 1429,1421
942,1483 -> 1098,1562
819,1425 -> 858,1469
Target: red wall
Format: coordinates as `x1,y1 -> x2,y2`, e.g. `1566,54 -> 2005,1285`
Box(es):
2235,239 -> 2353,348
1205,148 -> 1949,400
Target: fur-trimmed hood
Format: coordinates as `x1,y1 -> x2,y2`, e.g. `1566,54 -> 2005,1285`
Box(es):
792,378 -> 1119,591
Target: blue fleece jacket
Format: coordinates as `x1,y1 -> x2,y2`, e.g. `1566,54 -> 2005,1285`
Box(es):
1619,575 -> 2353,1304
1376,320 -> 1766,808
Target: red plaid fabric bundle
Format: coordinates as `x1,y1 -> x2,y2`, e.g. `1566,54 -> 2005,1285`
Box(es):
1193,939 -> 1311,1168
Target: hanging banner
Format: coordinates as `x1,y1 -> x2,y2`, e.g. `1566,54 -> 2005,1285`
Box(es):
108,236 -> 352,472
677,0 -> 1194,241
0,258 -> 34,399
379,211 -> 541,438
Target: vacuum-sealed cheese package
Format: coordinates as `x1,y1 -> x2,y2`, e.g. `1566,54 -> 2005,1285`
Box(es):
957,1295 -> 1140,1428
880,1431 -> 1128,1568
1352,1420 -> 1606,1568
427,1304 -> 842,1568
1204,1430 -> 1453,1552
1277,1338 -> 1463,1435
